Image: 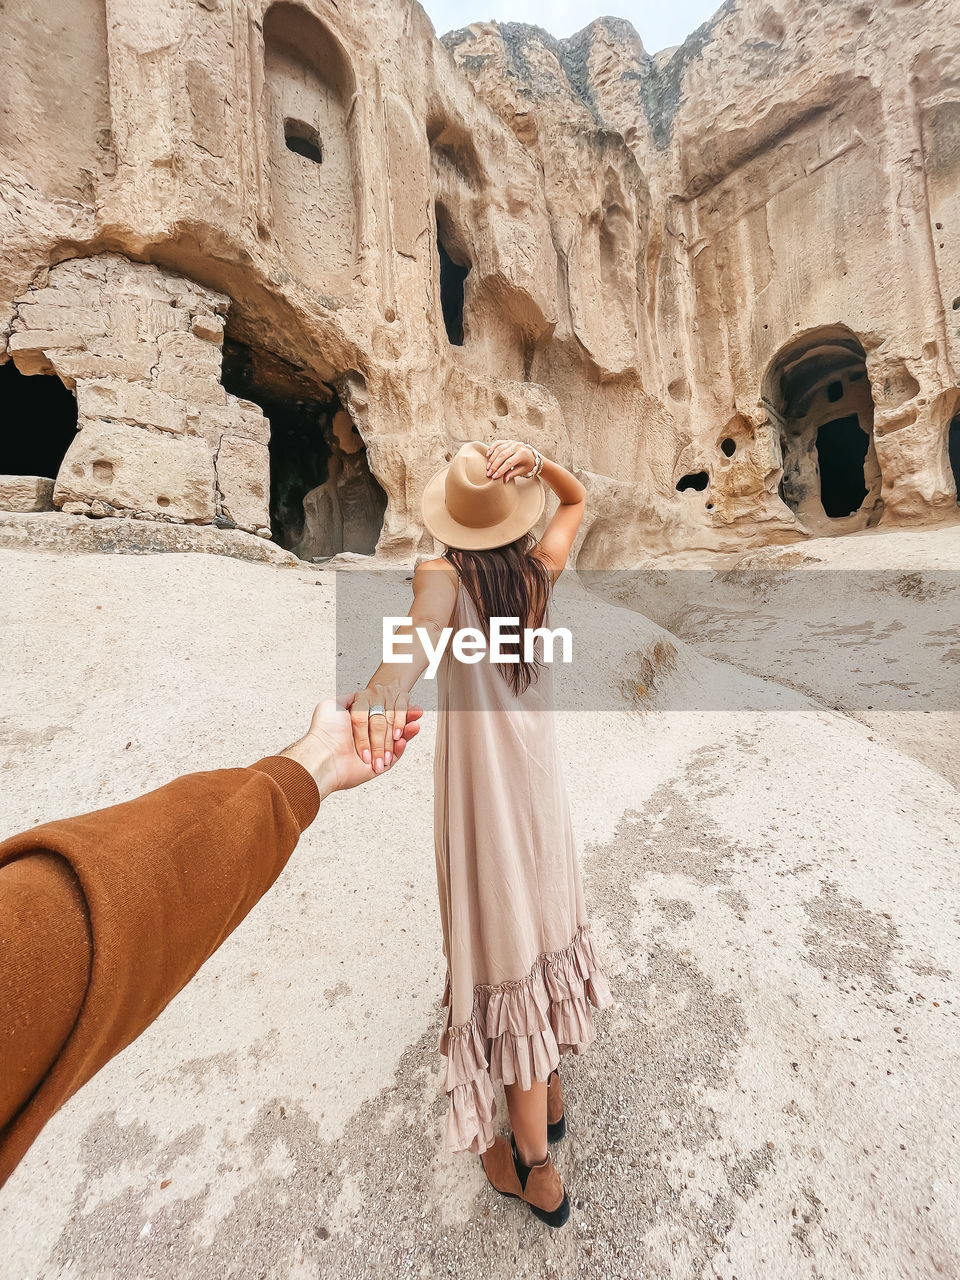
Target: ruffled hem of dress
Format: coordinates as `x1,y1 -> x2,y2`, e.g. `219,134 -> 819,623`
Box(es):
437,921 -> 614,1156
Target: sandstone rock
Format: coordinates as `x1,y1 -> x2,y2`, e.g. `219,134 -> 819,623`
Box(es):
0,475 -> 55,512
6,255 -> 272,542
13,301 -> 107,335
157,329 -> 223,377
215,434 -> 271,532
0,2 -> 957,566
8,328 -> 83,355
332,408 -> 363,455
442,8 -> 960,549
52,345 -> 159,384
191,314 -> 224,344
0,512 -> 298,564
53,420 -> 216,522
293,447 -> 387,561
75,379 -> 189,435
154,371 -> 228,406
186,399 -> 271,448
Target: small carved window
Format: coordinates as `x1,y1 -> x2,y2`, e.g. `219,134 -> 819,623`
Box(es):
284,118 -> 323,164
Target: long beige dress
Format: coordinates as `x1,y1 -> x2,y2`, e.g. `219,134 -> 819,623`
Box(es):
433,570 -> 614,1156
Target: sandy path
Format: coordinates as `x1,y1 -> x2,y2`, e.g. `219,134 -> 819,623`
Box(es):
0,546 -> 957,1279
586,525 -> 960,788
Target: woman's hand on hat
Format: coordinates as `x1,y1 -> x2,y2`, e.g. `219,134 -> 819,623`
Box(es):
485,439 -> 535,482
348,680 -> 407,773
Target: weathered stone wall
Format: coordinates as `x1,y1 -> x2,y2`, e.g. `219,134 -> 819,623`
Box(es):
444,1 -> 960,552
7,256 -> 271,532
0,0 -> 958,564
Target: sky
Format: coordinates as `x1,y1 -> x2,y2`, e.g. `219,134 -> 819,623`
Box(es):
420,0 -> 724,54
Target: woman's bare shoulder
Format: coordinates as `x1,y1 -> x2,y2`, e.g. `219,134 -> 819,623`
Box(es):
414,555 -> 455,573
413,556 -> 459,585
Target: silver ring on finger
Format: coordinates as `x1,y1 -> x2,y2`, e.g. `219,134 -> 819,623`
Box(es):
368,703 -> 386,717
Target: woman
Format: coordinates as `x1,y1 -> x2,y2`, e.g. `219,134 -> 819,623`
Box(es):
349,438 -> 613,1229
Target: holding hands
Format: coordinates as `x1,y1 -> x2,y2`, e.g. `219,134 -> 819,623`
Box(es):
281,691 -> 422,796
348,679 -> 409,774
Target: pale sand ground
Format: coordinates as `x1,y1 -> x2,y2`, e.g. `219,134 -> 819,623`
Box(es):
587,523 -> 960,790
0,529 -> 957,1279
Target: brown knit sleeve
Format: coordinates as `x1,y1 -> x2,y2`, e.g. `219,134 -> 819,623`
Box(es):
0,853 -> 92,1137
247,755 -> 322,832
0,757 -> 319,1189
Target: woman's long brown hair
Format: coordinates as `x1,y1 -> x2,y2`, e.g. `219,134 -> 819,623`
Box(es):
442,532 -> 553,696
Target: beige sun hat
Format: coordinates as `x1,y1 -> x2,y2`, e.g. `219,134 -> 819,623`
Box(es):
421,440 -> 545,550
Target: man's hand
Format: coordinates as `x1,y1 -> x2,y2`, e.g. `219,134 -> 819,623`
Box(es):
280,695 -> 423,800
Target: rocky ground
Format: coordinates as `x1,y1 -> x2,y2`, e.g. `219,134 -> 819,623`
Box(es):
0,528 -> 958,1279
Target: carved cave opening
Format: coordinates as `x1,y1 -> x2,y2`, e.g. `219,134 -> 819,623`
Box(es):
762,326 -> 880,532
815,413 -> 869,517
0,361 -> 77,479
263,2 -> 358,289
949,413 -> 960,502
435,201 -> 470,346
284,117 -> 323,163
220,338 -> 385,561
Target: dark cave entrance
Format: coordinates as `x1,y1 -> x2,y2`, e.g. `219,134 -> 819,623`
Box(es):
0,361 -> 77,478
220,338 -> 386,560
949,413 -> 960,503
815,413 -> 869,518
284,117 -> 323,164
761,326 -> 880,530
435,202 -> 470,346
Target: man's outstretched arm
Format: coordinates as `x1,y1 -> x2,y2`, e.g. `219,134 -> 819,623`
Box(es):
0,696 -> 422,1189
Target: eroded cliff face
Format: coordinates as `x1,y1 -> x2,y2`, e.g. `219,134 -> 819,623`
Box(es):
443,1 -> 960,556
0,0 -> 958,565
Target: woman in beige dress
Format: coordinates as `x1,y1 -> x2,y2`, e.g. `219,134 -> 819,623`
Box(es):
349,438 -> 613,1229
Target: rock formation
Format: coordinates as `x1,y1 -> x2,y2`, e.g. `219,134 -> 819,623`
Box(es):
1,0 -> 958,564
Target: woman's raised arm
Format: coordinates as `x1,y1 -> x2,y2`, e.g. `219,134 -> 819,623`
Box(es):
349,558 -> 458,771
484,442 -> 586,584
